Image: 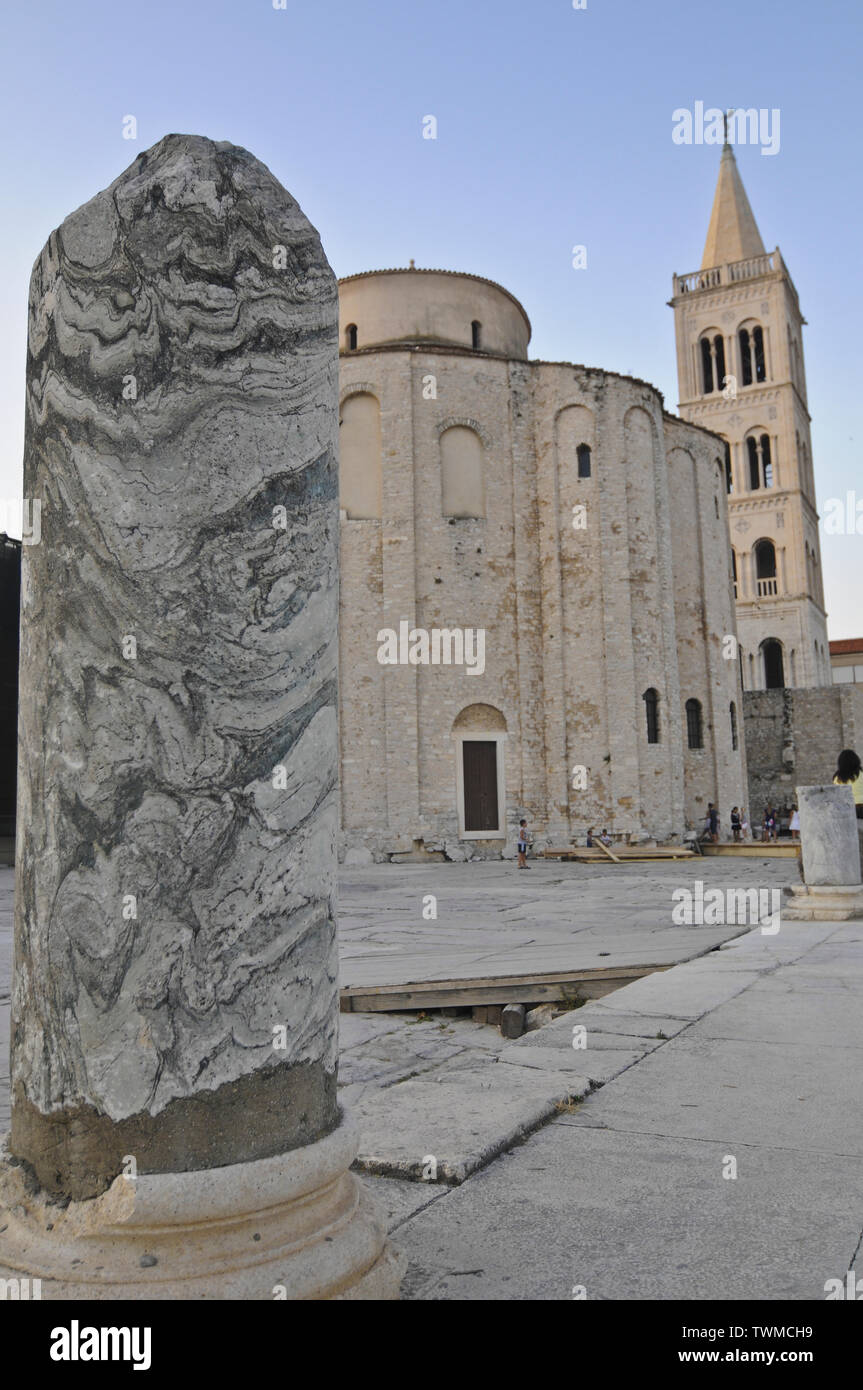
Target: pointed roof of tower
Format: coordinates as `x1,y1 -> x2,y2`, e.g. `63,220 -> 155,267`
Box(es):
701,142 -> 766,269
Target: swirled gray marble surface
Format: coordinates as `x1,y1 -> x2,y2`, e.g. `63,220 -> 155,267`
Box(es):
13,134 -> 340,1122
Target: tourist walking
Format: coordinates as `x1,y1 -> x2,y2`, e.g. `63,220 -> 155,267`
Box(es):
833,748 -> 863,819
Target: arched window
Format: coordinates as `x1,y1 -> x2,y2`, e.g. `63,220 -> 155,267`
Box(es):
699,334 -> 726,395
755,539 -> 778,596
746,434 -> 773,490
643,687 -> 659,744
685,699 -> 703,750
441,425 -> 485,518
762,638 -> 785,689
345,323 -> 358,351
730,700 -> 738,751
739,324 -> 766,386
731,549 -> 738,598
577,444 -> 591,478
723,441 -> 733,494
340,392 -> 382,518
471,320 -> 482,350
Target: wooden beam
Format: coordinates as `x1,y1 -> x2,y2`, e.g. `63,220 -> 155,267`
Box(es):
340,962 -> 668,1013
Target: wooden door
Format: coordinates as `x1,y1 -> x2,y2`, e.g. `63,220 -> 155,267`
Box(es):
462,740 -> 499,833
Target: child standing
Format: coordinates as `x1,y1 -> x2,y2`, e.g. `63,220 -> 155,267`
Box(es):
517,818 -> 531,869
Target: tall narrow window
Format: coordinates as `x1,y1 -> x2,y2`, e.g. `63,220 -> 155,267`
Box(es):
700,337 -> 714,393
643,687 -> 659,744
714,334 -> 726,389
747,436 -> 760,490
753,325 -> 766,382
760,434 -> 773,487
577,443 -> 591,478
724,441 -> 733,494
739,328 -> 752,387
685,698 -> 703,750
471,320 -> 482,350
731,549 -> 738,598
730,700 -> 738,751
346,323 -> 358,351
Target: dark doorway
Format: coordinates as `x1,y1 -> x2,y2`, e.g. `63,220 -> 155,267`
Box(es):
462,740 -> 499,832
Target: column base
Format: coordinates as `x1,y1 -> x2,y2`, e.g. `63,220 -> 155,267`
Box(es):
782,883 -> 863,921
0,1109 -> 403,1300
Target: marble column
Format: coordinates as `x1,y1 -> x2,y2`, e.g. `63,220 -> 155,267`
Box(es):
0,134 -> 401,1298
784,784 -> 863,921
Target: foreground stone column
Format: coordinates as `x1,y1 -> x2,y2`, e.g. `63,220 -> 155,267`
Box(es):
0,134 -> 401,1298
784,784 -> 863,921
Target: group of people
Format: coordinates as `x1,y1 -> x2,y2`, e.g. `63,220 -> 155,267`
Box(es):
515,749 -> 863,865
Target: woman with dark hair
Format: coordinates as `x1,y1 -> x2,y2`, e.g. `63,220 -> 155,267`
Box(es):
833,748 -> 863,819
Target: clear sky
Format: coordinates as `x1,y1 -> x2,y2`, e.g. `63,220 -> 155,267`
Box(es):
0,0 -> 859,635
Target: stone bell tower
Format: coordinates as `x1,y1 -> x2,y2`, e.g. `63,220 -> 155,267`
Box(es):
670,135 -> 830,690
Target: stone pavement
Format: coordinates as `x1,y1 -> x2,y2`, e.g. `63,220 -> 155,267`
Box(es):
376,917 -> 863,1300
339,856 -> 798,989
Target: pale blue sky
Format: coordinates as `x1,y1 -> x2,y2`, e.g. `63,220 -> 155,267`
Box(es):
1,0 -> 859,633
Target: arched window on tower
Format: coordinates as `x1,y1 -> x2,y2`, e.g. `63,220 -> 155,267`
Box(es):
755,539 -> 778,597
739,323 -> 766,387
685,698 -> 704,750
700,337 -> 714,393
761,638 -> 785,689
471,320 -> 482,350
346,323 -> 358,351
577,444 -> 592,479
643,687 -> 660,744
730,701 -> 738,751
747,434 -> 773,490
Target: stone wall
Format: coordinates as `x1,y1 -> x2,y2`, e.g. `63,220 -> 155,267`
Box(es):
742,685 -> 863,815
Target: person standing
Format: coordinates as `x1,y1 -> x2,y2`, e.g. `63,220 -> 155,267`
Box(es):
517,818 -> 531,869
707,803 -> 719,843
789,805 -> 800,840
763,804 -> 777,842
730,806 -> 741,842
833,748 -> 863,819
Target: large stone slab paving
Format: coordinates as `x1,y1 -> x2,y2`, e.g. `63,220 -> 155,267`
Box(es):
556,1034 -> 863,1155
394,1125 -> 863,1301
694,976 -> 863,1049
348,1058 -> 590,1184
339,859 -> 797,990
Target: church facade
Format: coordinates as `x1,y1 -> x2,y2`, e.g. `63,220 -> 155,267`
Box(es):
336,267 -> 747,859
670,141 -> 830,691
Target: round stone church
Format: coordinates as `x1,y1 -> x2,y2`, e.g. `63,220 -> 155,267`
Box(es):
337,267 -> 746,859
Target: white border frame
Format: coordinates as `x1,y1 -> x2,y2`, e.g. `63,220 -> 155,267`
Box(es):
453,732 -> 507,839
